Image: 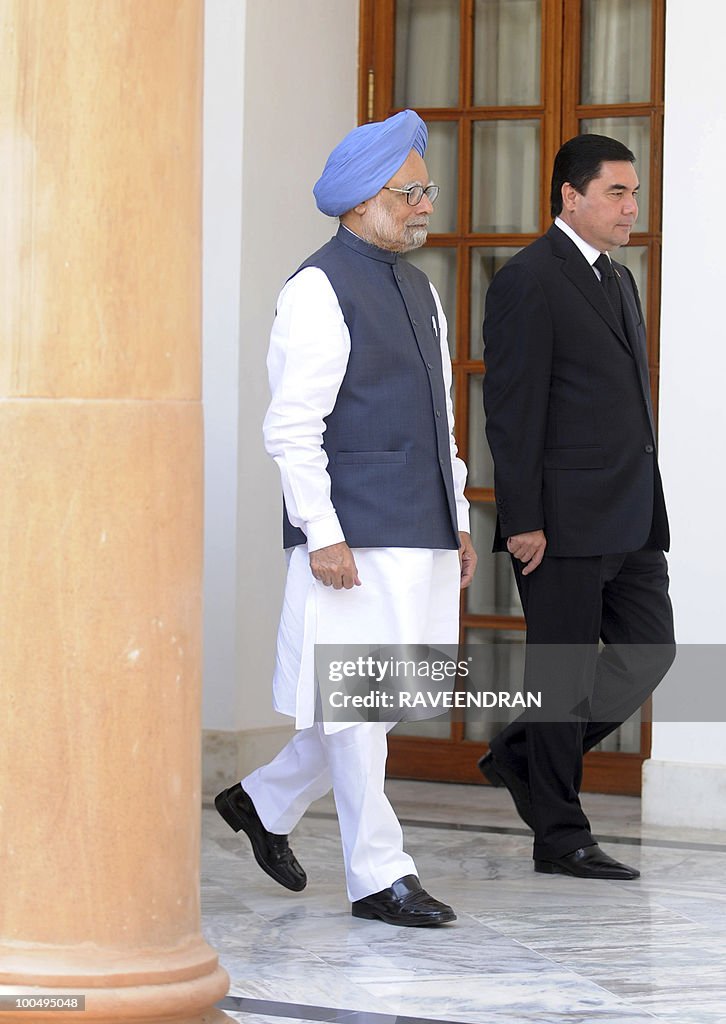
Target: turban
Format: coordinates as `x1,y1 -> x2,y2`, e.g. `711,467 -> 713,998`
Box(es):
313,109 -> 428,217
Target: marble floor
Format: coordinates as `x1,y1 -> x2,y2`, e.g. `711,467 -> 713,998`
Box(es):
202,780 -> 726,1024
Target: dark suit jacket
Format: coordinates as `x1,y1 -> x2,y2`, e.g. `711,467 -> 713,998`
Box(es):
483,224 -> 669,557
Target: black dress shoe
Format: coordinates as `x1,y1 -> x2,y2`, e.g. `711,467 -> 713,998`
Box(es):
535,843 -> 640,880
352,875 -> 456,927
215,783 -> 307,892
477,751 -> 534,830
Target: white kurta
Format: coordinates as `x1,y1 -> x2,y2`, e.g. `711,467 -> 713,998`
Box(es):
263,266 -> 470,731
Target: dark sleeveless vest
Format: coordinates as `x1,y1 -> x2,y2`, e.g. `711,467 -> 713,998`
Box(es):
282,226 -> 460,550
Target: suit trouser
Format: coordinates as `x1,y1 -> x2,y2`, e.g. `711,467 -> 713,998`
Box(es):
490,548 -> 675,861
242,721 -> 415,902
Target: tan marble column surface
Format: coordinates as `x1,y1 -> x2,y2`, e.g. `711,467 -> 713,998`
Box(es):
0,3 -> 229,1021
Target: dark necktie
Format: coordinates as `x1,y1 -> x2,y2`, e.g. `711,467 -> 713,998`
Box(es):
594,253 -> 626,335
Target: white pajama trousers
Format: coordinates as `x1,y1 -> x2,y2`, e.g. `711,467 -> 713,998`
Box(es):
244,544 -> 460,902
243,720 -> 414,902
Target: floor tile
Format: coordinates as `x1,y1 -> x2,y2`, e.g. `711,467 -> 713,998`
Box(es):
204,779 -> 726,1024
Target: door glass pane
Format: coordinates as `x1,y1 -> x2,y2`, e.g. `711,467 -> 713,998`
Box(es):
616,245 -> 648,311
425,121 -> 459,233
467,374 -> 492,487
466,504 -> 522,616
474,0 -> 541,106
471,247 -> 522,359
463,629 -> 526,742
580,117 -> 650,231
472,120 -> 540,232
582,0 -> 652,104
403,246 -> 457,358
592,710 -> 641,753
395,0 -> 460,108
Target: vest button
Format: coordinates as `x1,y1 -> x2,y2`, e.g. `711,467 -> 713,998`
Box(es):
412,318 -> 418,326
436,409 -> 441,417
644,444 -> 654,453
427,362 -> 433,370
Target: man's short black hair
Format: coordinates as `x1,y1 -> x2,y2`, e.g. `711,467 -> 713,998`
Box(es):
550,134 -> 636,217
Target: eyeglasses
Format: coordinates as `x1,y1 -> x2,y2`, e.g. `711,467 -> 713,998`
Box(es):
383,183 -> 440,206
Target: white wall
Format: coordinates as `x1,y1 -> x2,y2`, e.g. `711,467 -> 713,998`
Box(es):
202,0 -> 246,730
642,0 -> 726,825
203,0 -> 358,733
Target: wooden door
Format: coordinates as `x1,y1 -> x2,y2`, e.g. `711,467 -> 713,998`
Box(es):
360,0 -> 665,795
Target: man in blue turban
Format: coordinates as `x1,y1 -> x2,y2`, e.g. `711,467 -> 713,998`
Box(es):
215,111 -> 477,927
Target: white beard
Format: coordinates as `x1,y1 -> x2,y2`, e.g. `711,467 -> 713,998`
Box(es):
363,198 -> 428,253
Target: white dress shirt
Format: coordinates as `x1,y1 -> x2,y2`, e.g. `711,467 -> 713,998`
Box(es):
554,216 -> 610,280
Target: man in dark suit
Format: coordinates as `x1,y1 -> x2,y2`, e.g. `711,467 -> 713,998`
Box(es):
479,134 -> 675,879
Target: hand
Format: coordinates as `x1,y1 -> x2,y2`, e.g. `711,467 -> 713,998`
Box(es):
458,531 -> 478,589
506,530 -> 546,576
309,541 -> 361,590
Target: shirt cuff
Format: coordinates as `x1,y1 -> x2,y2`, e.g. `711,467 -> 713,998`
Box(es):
305,513 -> 346,553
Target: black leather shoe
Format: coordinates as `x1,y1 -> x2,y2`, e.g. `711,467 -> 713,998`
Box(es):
352,875 -> 456,927
215,783 -> 307,892
477,751 -> 534,830
535,843 -> 640,880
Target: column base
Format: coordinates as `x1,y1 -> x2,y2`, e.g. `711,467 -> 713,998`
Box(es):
0,966 -> 231,1023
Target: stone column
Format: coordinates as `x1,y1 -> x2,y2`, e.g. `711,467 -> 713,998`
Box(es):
0,3 -> 229,1021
